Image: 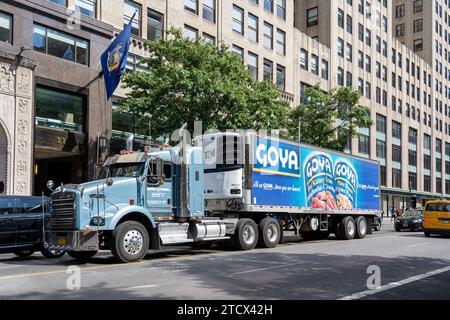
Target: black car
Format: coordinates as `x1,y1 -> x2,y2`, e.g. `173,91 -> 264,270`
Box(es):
395,209 -> 424,232
0,196 -> 65,258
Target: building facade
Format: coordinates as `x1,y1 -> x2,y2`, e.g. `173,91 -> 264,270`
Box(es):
1,0 -> 450,212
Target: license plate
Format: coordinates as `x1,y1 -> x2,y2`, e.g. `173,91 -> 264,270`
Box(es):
57,238 -> 66,246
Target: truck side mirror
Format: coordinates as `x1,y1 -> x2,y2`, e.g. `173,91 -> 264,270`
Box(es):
46,180 -> 55,192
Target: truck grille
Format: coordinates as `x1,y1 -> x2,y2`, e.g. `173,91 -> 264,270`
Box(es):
51,192 -> 77,231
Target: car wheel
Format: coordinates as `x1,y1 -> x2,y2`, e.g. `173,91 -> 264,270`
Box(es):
111,221 -> 149,263
395,227 -> 401,232
424,231 -> 431,238
258,217 -> 281,248
41,248 -> 66,259
231,218 -> 258,250
374,224 -> 381,232
14,249 -> 35,258
67,251 -> 98,261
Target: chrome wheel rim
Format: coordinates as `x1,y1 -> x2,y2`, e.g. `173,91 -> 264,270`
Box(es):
347,220 -> 355,236
123,229 -> 144,255
359,220 -> 367,235
267,224 -> 278,243
242,225 -> 256,245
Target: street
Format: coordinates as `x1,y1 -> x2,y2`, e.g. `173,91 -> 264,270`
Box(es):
0,220 -> 449,300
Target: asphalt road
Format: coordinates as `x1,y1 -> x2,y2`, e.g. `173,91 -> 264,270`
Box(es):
0,220 -> 449,300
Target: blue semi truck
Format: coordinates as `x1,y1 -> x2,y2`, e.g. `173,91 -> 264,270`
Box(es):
45,132 -> 381,263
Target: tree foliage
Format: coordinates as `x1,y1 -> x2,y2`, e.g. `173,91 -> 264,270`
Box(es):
121,28 -> 289,137
288,85 -> 373,152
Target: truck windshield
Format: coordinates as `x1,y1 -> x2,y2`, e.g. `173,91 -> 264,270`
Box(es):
107,163 -> 145,178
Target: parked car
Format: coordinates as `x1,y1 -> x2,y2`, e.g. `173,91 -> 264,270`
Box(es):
0,196 -> 65,258
395,209 -> 424,232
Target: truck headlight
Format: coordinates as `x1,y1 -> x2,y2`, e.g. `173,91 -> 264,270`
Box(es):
91,216 -> 105,226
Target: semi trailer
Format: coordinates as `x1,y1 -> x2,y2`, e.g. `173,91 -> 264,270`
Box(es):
45,131 -> 381,263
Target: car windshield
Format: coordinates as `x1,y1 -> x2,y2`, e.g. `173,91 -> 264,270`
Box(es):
404,210 -> 423,218
107,163 -> 145,178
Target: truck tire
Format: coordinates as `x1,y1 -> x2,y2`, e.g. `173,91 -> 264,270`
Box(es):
334,219 -> 344,240
231,218 -> 258,251
41,248 -> 65,259
355,217 -> 368,239
111,221 -> 149,263
67,251 -> 97,261
339,216 -> 356,240
258,217 -> 281,248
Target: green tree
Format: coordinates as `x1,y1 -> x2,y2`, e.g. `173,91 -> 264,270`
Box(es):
121,28 -> 289,137
288,85 -> 373,152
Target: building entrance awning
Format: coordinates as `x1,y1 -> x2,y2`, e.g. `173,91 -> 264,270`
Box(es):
381,187 -> 450,200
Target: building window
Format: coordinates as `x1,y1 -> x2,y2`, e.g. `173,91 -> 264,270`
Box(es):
185,0 -> 198,14
396,24 -> 405,37
338,9 -> 344,28
395,4 -> 405,18
247,52 -> 258,80
358,133 -> 370,155
413,19 -> 423,33
33,24 -> 89,65
376,139 -> 386,159
48,0 -> 67,6
263,22 -> 273,50
392,168 -> 402,188
409,173 -> 417,191
203,0 -> 215,22
413,0 -> 423,13
413,39 -> 423,52
232,5 -> 244,35
75,0 -> 96,18
380,166 -> 386,186
276,0 -> 286,20
124,0 -> 141,36
276,64 -> 285,91
437,178 -> 443,194
231,45 -> 244,63
263,59 -> 273,82
248,13 -> 259,42
300,49 -> 308,70
183,25 -> 198,40
424,175 -> 431,192
35,85 -> 85,133
276,29 -> 286,55
311,54 -> 318,75
321,59 -> 328,80
338,38 -> 344,57
0,12 -> 12,44
147,9 -> 164,41
337,67 -> 344,86
202,33 -> 215,44
392,121 -> 402,139
307,7 -> 318,27
408,150 -> 417,167
264,0 -> 273,13
346,15 -> 353,34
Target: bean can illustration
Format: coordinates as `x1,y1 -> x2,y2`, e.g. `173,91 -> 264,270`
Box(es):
304,153 -> 337,209
334,160 -> 358,209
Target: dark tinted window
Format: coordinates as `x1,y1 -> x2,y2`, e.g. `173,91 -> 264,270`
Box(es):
0,198 -> 16,215
16,197 -> 48,214
426,203 -> 450,212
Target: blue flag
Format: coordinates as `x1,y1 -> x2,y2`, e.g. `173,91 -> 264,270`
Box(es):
101,19 -> 132,99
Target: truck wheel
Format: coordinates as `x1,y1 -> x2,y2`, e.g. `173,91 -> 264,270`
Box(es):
339,216 -> 356,240
355,217 -> 368,239
14,249 -> 35,258
111,221 -> 149,263
67,251 -> 97,261
41,248 -> 65,259
232,218 -> 258,250
334,219 -> 344,240
258,217 -> 281,248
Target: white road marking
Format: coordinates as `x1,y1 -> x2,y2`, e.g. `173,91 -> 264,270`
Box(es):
126,284 -> 160,290
230,262 -> 304,276
407,243 -> 428,248
338,266 -> 450,300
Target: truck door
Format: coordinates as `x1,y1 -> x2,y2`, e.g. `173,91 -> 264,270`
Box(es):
0,197 -> 18,249
146,158 -> 173,216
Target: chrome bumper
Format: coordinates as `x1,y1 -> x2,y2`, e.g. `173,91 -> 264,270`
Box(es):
45,230 -> 99,252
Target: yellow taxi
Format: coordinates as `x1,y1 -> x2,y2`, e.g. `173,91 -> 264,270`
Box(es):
423,200 -> 450,237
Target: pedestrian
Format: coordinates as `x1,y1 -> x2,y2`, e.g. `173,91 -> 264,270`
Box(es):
0,181 -> 4,194
381,209 -> 384,220
391,206 -> 397,222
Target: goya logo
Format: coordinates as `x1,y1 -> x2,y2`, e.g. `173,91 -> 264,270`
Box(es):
254,140 -> 300,177
335,161 -> 357,187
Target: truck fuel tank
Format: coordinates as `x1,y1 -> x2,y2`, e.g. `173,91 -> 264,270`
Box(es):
189,221 -> 228,241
